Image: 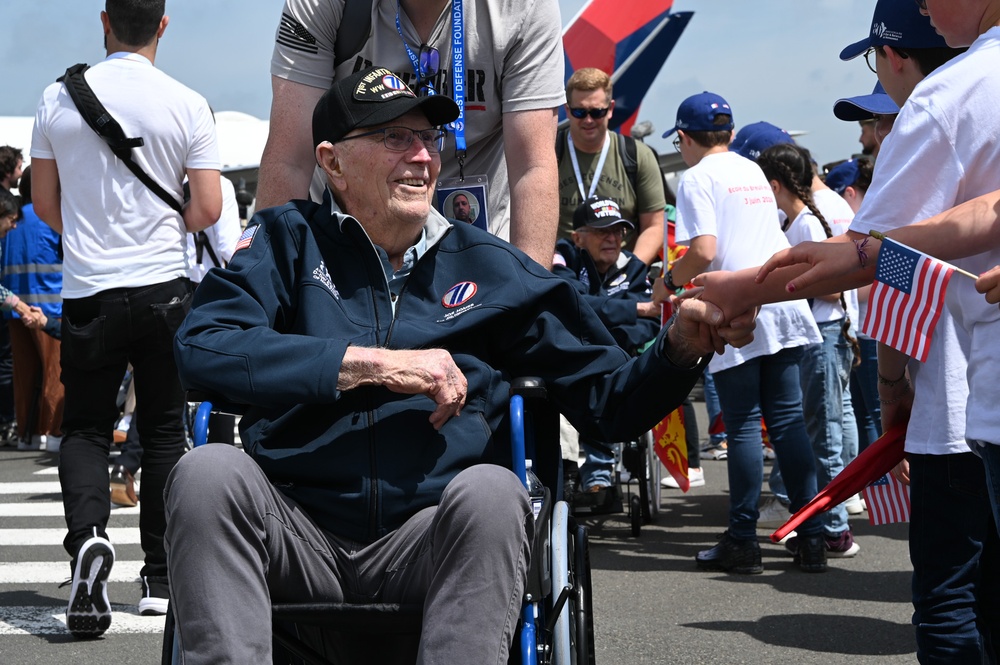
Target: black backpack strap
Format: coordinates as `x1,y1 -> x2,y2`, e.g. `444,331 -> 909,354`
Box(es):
555,126 -> 568,163
617,134 -> 639,196
194,231 -> 222,268
334,0 -> 375,68
58,64 -> 184,214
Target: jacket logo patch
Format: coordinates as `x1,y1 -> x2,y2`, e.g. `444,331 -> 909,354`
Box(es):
312,261 -> 339,299
442,282 -> 477,308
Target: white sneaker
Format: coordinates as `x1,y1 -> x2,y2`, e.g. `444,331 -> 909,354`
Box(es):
844,493 -> 865,515
762,444 -> 776,460
44,435 -> 62,453
66,530 -> 115,639
757,497 -> 791,527
661,467 -> 704,489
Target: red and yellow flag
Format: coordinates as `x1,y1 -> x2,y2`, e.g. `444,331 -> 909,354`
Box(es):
652,406 -> 688,491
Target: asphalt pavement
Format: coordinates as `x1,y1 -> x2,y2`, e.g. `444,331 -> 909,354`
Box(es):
0,399 -> 916,664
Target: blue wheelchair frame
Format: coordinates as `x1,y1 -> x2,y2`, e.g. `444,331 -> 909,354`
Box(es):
169,381 -> 594,664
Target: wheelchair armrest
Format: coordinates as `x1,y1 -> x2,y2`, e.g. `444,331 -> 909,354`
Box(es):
510,376 -> 546,400
184,391 -> 247,418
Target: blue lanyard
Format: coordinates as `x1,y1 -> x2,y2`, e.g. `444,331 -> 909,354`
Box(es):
395,0 -> 467,170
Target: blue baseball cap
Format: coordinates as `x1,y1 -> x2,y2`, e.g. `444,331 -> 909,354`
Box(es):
662,91 -> 734,138
730,122 -> 795,161
840,0 -> 948,61
833,81 -> 900,122
824,159 -> 862,194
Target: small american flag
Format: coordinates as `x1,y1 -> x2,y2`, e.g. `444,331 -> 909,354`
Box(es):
862,473 -> 911,525
862,237 -> 954,362
234,225 -> 259,253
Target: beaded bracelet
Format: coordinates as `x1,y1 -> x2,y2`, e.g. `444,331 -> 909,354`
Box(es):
853,237 -> 870,269
877,369 -> 907,387
878,379 -> 911,405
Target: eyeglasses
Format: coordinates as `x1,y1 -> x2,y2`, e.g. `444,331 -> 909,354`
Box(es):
864,47 -> 879,74
579,225 -> 628,239
672,136 -> 682,152
338,126 -> 446,153
416,45 -> 440,96
568,107 -> 610,120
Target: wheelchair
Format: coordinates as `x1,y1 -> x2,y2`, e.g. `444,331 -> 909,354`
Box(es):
162,378 -> 596,665
566,430 -> 662,538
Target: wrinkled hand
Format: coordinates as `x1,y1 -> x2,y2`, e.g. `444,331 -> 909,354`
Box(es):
975,265 -> 1000,306
379,349 -> 468,430
755,239 -> 862,294
339,347 -> 468,430
667,290 -> 758,364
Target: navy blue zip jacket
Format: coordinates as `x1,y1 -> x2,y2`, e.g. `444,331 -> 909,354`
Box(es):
175,196 -> 707,543
552,238 -> 660,354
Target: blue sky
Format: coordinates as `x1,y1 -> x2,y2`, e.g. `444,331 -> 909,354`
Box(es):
0,0 -> 879,167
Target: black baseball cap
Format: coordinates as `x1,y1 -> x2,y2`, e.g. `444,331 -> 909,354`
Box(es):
312,66 -> 459,147
573,196 -> 634,230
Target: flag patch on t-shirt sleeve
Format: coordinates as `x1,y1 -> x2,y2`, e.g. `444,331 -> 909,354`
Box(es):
234,225 -> 259,253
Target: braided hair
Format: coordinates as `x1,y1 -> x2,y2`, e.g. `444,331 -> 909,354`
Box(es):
757,143 -> 861,367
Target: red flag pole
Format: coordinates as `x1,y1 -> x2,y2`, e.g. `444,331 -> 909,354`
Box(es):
770,422 -> 907,543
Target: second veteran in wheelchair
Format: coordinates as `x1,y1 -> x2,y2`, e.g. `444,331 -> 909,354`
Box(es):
167,65 -> 757,663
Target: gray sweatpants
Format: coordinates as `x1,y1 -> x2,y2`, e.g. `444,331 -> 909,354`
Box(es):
164,444 -> 532,664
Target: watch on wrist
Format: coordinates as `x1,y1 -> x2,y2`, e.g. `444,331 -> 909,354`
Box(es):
665,269 -> 679,292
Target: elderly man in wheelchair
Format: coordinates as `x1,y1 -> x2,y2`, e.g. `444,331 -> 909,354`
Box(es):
166,65 -> 757,664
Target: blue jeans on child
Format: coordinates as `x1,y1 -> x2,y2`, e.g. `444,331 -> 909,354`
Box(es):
799,320 -> 859,537
712,346 -> 822,541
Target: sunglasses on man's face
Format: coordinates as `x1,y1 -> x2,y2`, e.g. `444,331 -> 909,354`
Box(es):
568,107 -> 610,120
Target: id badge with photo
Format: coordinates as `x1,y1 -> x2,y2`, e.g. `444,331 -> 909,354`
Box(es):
437,176 -> 489,231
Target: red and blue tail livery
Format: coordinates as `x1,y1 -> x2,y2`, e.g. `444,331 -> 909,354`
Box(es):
562,0 -> 693,135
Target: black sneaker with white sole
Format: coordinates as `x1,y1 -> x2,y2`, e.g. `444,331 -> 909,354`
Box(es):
66,532 -> 115,639
139,576 -> 170,616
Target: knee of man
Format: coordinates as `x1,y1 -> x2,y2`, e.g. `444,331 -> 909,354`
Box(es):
442,465 -> 531,526
164,444 -> 251,520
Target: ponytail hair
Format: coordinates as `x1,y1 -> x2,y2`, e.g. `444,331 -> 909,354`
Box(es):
757,143 -> 861,367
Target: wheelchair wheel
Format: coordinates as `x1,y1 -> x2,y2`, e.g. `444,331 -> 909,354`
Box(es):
571,520 -> 596,665
642,430 -> 661,522
629,494 -> 641,537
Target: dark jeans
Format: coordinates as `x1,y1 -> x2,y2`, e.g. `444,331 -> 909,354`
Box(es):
0,320 -> 14,422
909,453 -> 1000,664
58,278 -> 192,580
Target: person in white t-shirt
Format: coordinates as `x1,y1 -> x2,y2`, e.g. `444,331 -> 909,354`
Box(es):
757,143 -> 862,558
655,91 -> 826,575
187,176 -> 241,284
689,1 -> 998,659
29,0 -> 222,638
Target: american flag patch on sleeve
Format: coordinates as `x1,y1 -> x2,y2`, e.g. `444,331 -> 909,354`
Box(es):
234,225 -> 259,253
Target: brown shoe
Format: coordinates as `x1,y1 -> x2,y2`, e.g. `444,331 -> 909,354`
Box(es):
110,465 -> 138,507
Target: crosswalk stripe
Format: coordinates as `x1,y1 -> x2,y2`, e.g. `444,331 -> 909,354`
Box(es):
0,503 -> 140,517
0,528 -> 142,546
33,467 -> 59,475
0,482 -> 62,495
0,607 -> 165,635
0,561 -> 143,584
